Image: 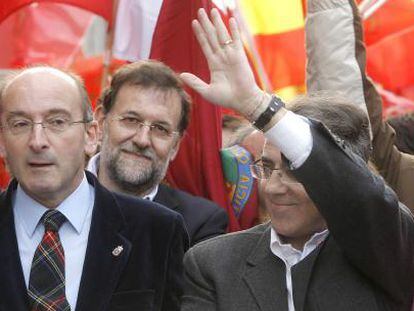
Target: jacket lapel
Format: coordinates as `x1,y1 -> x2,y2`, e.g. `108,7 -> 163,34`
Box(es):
242,224 -> 289,311
291,237 -> 326,311
0,180 -> 30,310
75,172 -> 132,311
154,184 -> 179,211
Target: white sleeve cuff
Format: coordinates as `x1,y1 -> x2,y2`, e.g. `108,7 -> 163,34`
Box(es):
264,111 -> 313,169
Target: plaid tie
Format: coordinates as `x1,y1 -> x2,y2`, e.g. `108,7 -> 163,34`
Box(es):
28,209 -> 71,311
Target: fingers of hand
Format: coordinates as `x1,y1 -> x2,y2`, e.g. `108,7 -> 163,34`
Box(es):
229,17 -> 242,49
180,73 -> 209,95
192,20 -> 215,61
197,9 -> 222,53
211,8 -> 233,46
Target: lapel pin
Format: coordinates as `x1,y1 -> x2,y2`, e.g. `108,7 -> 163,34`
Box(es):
112,245 -> 124,257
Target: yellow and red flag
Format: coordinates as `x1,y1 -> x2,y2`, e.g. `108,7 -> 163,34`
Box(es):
237,0 -> 306,100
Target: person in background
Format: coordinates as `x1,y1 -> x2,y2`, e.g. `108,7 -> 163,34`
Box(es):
88,60 -> 228,246
221,125 -> 268,225
221,114 -> 249,147
387,113 -> 414,155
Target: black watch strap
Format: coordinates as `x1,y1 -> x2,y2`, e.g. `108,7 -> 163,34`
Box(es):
252,95 -> 285,131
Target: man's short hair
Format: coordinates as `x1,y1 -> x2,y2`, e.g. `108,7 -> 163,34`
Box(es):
387,112 -> 414,155
288,92 -> 372,162
0,66 -> 93,121
100,60 -> 192,135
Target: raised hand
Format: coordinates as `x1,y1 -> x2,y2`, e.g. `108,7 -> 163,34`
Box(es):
180,8 -> 269,119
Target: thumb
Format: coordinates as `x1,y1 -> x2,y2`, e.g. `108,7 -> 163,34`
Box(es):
180,72 -> 209,97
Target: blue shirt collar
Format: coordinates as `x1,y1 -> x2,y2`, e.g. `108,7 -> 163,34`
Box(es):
14,173 -> 92,237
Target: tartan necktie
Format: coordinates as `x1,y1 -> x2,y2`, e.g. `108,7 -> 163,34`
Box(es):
28,209 -> 71,311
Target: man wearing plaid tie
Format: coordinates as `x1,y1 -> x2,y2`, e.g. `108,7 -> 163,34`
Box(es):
0,66 -> 188,311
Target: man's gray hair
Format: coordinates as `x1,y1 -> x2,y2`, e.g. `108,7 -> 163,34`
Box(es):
288,91 -> 372,162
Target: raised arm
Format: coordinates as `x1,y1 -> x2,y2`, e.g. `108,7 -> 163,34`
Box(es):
305,0 -> 414,212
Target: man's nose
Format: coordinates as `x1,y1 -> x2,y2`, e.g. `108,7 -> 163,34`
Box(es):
131,124 -> 152,147
263,171 -> 289,196
28,123 -> 49,152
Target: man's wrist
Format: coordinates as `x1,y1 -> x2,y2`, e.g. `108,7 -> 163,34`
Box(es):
251,94 -> 286,131
262,108 -> 288,132
243,91 -> 271,122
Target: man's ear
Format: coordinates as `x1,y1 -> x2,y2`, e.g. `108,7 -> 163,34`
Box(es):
169,136 -> 182,161
84,120 -> 99,157
0,133 -> 7,158
94,105 -> 106,144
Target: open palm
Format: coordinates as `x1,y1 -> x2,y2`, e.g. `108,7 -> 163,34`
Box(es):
181,8 -> 264,117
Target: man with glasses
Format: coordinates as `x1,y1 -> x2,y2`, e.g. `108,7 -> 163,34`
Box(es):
180,8 -> 414,311
87,60 -> 228,246
0,66 -> 188,311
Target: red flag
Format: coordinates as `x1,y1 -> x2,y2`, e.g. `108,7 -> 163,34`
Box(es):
0,0 -> 112,24
149,0 -> 243,231
367,28 -> 414,94
0,3 -> 93,68
363,0 -> 414,46
254,29 -> 305,90
363,0 -> 414,108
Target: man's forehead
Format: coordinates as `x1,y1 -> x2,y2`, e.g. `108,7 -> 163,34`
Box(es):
263,140 -> 280,154
5,67 -> 76,90
114,84 -> 182,119
262,140 -> 282,162
120,84 -> 180,101
241,130 -> 265,159
2,67 -> 83,116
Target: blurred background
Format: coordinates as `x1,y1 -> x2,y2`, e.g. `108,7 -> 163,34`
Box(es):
1,0 -> 413,230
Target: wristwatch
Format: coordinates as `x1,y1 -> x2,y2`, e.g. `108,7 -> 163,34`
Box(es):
252,95 -> 285,131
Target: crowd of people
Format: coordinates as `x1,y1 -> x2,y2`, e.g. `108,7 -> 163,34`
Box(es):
0,0 -> 413,310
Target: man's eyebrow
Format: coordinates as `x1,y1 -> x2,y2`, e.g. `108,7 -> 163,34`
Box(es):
121,110 -> 174,128
5,109 -> 71,118
5,111 -> 28,118
260,156 -> 274,166
45,109 -> 72,116
121,110 -> 140,117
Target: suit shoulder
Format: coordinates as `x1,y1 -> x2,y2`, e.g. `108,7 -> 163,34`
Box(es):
187,223 -> 268,257
160,185 -> 224,213
112,190 -> 182,223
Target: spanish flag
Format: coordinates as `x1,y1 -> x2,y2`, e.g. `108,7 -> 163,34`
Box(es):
238,0 -> 306,100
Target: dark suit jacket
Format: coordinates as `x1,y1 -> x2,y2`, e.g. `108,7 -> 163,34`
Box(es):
182,122 -> 414,311
0,171 -> 189,311
154,184 -> 228,246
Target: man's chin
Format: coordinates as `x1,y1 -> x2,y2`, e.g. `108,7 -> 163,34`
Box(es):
20,181 -> 57,198
116,176 -> 155,195
113,165 -> 155,188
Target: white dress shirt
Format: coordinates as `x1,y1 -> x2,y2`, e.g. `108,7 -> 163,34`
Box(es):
13,173 -> 95,310
87,152 -> 158,201
270,228 -> 329,311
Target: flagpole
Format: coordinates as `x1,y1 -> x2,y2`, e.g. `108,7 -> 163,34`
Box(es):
359,0 -> 388,20
100,0 -> 120,93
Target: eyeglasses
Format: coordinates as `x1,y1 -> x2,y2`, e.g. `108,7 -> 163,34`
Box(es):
250,159 -> 299,184
111,116 -> 179,140
1,117 -> 92,135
